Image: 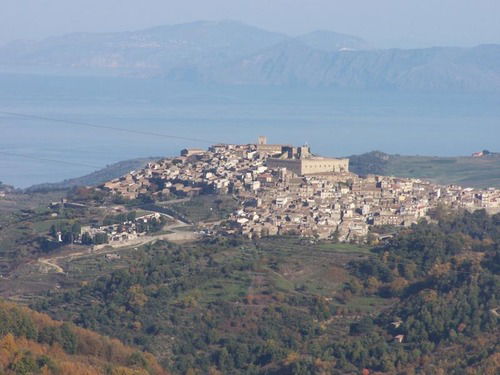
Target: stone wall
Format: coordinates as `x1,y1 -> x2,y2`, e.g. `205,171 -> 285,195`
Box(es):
267,157 -> 349,175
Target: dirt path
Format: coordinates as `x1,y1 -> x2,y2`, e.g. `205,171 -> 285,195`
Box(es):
37,220 -> 199,274
158,197 -> 192,205
38,258 -> 64,273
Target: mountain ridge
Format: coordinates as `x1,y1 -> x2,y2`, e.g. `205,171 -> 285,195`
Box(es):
211,42 -> 500,90
1,21 -> 499,90
295,29 -> 372,51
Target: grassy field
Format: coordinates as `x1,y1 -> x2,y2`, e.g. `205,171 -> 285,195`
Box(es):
7,234 -> 381,314
252,237 -> 372,298
386,155 -> 500,188
170,194 -> 239,223
350,151 -> 500,188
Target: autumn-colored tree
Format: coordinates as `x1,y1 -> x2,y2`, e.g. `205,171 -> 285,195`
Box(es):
0,300 -> 167,375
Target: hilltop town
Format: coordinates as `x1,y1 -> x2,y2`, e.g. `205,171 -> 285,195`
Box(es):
101,137 -> 500,242
2,139 -> 499,375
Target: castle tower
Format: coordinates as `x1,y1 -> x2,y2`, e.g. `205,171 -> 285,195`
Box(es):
298,145 -> 311,159
258,136 -> 267,145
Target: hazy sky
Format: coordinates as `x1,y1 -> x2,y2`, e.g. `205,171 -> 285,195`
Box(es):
1,0 -> 499,48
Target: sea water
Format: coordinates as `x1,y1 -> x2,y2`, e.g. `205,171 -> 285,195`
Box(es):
1,73 -> 499,188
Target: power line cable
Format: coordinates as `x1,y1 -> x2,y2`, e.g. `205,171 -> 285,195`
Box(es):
0,110 -> 224,145
0,151 -> 101,169
0,110 -> 228,170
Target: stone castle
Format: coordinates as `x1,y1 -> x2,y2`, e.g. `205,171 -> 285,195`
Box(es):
102,136 -> 500,242
257,136 -> 349,176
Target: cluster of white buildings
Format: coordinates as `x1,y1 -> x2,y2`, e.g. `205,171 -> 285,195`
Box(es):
81,212 -> 163,243
101,140 -> 500,242
102,143 -> 271,199
227,173 -> 500,241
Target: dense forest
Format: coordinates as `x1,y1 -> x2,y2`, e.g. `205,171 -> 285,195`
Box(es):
0,300 -> 166,375
30,209 -> 499,374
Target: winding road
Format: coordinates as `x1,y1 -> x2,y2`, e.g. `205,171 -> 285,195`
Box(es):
37,220 -> 199,274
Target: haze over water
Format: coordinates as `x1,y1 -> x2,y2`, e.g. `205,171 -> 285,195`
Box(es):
1,73 -> 499,188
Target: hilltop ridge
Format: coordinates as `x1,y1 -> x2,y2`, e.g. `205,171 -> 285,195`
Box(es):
349,150 -> 500,188
24,150 -> 500,193
26,157 -> 159,192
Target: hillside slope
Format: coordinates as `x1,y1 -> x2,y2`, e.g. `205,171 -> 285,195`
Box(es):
296,30 -> 371,52
0,300 -> 166,375
26,157 -> 159,192
349,151 -> 500,188
213,42 -> 500,91
0,20 -> 288,78
30,210 -> 500,374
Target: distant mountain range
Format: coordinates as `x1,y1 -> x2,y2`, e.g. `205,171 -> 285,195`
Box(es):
1,20 -> 499,91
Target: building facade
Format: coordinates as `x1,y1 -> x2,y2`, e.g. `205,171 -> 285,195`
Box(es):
267,157 -> 349,175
